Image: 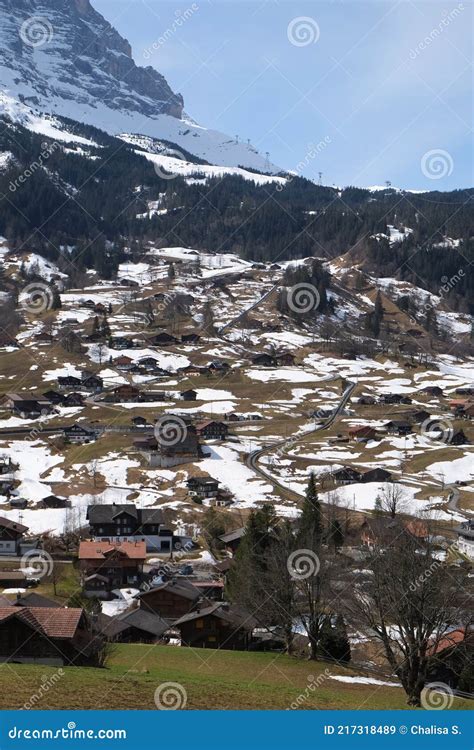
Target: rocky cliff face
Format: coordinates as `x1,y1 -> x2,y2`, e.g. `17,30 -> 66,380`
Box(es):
0,0 -> 184,118
0,0 -> 280,173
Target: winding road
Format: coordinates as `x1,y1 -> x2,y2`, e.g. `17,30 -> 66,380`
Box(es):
246,380 -> 357,502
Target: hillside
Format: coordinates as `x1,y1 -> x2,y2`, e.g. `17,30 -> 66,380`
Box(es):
0,645 -> 470,710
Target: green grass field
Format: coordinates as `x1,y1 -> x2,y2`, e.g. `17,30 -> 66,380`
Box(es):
0,645 -> 470,710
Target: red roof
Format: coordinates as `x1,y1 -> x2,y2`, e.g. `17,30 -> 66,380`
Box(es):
0,606 -> 82,639
79,540 -> 146,560
427,628 -> 468,656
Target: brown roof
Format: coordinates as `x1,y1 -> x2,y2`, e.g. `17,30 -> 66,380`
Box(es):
0,606 -> 82,639
0,516 -> 28,533
138,580 -> 200,602
78,540 -> 146,561
196,420 -> 225,430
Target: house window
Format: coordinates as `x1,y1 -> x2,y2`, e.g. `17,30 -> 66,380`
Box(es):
208,636 -> 216,642
196,619 -> 204,629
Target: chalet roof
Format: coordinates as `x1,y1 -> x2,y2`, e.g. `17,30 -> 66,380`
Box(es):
219,527 -> 246,544
14,592 -> 62,608
348,425 -> 377,435
138,580 -> 200,602
0,571 -> 27,581
87,504 -> 165,525
174,603 -> 257,630
0,516 -> 28,533
196,420 -> 226,430
78,540 -> 146,560
0,606 -> 82,639
361,468 -> 392,482
427,628 -> 471,656
117,608 -> 169,636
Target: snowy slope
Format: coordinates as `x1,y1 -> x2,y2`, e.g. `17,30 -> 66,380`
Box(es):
0,0 -> 280,174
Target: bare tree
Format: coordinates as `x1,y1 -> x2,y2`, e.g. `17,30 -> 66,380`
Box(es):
344,530 -> 472,705
378,482 -> 409,518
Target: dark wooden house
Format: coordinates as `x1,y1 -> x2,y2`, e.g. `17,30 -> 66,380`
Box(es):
0,606 -> 98,666
137,580 -> 201,619
0,517 -> 29,556
87,504 -> 173,552
175,603 -> 256,650
196,420 -> 228,440
78,540 -> 146,588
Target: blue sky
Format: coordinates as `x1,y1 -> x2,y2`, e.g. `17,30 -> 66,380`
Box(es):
94,0 -> 472,190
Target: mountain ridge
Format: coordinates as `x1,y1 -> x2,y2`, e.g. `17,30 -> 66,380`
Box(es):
0,0 -> 280,173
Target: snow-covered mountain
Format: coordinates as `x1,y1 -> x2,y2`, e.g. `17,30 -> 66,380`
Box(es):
0,0 -> 280,173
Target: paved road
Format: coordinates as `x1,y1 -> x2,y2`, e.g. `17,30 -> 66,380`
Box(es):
246,380 -> 357,501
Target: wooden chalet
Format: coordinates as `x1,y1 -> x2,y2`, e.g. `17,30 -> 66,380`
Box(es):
113,355 -> 134,371
276,352 -> 296,366
62,392 -> 85,407
0,606 -> 99,666
175,603 -> 256,650
252,353 -> 275,367
379,394 -> 412,405
42,390 -> 64,405
219,527 -> 245,555
109,384 -> 141,402
81,373 -> 103,392
182,389 -> 197,401
38,495 -> 70,509
384,420 -> 412,436
79,540 -> 146,588
361,468 -> 392,483
57,376 -> 83,391
63,424 -> 97,444
187,477 -> 220,499
138,580 -> 201,619
181,333 -> 200,344
96,609 -> 169,643
0,517 -> 29,556
348,425 -> 377,441
148,332 -> 178,346
332,467 -> 362,485
195,420 -> 228,440
87,503 -> 173,552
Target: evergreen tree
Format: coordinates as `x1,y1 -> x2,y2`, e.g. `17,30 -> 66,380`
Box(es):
298,471 -> 324,544
319,614 -> 351,663
328,519 -> 344,551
